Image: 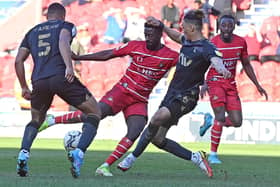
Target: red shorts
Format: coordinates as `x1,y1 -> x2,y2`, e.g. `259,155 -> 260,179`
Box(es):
100,84 -> 148,119
208,81 -> 242,111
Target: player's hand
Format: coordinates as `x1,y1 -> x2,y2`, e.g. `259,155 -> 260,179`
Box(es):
65,67 -> 75,83
146,16 -> 161,27
200,84 -> 208,99
22,87 -> 31,100
71,51 -> 79,60
257,86 -> 268,100
222,70 -> 232,79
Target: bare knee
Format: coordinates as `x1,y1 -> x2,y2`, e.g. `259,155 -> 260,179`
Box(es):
215,115 -> 226,123
151,108 -> 170,126
77,97 -> 101,118
231,119 -> 242,127
152,136 -> 166,149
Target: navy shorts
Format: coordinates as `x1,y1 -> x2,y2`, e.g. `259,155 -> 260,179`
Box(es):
159,88 -> 199,126
31,75 -> 92,113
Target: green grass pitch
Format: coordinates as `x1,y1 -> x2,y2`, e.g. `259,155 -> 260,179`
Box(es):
0,138 -> 279,187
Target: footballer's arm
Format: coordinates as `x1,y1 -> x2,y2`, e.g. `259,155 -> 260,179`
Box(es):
15,47 -> 31,100
162,25 -> 183,44
59,28 -> 75,82
210,57 -> 231,79
72,49 -> 116,61
146,16 -> 182,44
15,48 -> 30,91
241,57 -> 268,100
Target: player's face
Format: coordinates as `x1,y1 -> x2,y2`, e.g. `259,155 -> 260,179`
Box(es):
182,21 -> 192,38
144,27 -> 161,50
219,18 -> 235,42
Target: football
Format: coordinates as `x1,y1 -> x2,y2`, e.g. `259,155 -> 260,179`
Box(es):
63,130 -> 82,152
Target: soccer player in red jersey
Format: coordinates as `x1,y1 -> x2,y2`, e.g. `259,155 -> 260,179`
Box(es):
118,11 -> 231,178
39,23 -> 179,176
199,15 -> 268,164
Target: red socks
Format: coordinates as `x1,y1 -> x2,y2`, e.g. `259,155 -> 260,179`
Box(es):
105,137 -> 133,166
210,120 -> 224,152
55,110 -> 83,124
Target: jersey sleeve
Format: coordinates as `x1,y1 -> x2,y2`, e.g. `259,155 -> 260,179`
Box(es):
203,42 -> 222,61
19,31 -> 31,50
63,21 -> 77,38
113,42 -> 132,57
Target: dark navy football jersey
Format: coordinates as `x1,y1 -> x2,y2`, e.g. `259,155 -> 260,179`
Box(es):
20,20 -> 76,83
168,36 -> 220,93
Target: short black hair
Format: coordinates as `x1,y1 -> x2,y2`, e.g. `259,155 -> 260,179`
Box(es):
47,2 -> 66,17
218,14 -> 236,25
183,10 -> 204,30
144,22 -> 163,33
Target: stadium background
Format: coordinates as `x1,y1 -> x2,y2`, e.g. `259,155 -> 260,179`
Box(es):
0,0 -> 279,144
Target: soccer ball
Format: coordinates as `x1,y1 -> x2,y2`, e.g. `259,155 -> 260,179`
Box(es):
63,130 -> 82,152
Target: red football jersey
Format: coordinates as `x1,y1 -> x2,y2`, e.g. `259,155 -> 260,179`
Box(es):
113,41 -> 178,101
206,34 -> 248,81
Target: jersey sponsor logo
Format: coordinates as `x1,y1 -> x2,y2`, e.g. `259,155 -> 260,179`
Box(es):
224,60 -> 236,67
136,56 -> 144,63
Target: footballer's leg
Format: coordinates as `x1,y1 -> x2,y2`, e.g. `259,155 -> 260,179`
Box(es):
152,126 -> 213,178
199,112 -> 214,136
96,115 -> 146,176
118,107 -> 170,171
17,80 -> 53,176
56,76 -> 101,178
209,106 -> 226,164
17,112 -> 49,176
38,91 -> 120,133
38,110 -> 85,132
207,85 -> 227,164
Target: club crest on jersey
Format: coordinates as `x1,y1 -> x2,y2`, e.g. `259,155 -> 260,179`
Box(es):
236,52 -> 240,56
107,97 -> 113,101
193,48 -> 197,53
137,56 -> 144,63
215,50 -> 223,57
